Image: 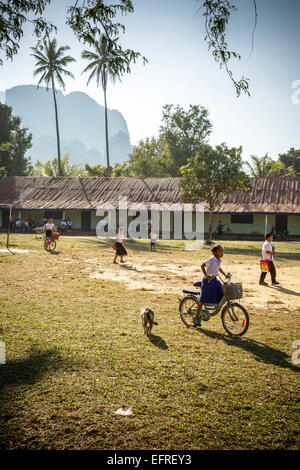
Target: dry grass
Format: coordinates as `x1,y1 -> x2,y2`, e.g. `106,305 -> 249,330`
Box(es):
0,234 -> 299,450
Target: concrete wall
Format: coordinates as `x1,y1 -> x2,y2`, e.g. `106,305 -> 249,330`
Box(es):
288,215 -> 300,235
2,208 -> 299,236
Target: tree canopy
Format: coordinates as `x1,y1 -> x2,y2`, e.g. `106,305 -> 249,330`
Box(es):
180,143 -> 250,241
0,1 -> 145,70
0,103 -> 32,176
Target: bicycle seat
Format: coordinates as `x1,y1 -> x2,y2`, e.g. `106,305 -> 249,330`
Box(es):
182,289 -> 200,295
193,281 -> 202,288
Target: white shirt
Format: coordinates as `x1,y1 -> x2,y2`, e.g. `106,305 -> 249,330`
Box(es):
115,233 -> 124,243
45,223 -> 54,231
262,240 -> 273,261
150,233 -> 157,241
203,255 -> 222,276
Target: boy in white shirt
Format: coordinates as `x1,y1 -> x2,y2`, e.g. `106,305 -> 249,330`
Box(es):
259,232 -> 279,286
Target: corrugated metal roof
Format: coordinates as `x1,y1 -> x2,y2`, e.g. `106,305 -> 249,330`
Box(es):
0,176 -> 299,213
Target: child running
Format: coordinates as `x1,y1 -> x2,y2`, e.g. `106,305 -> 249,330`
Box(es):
193,244 -> 229,326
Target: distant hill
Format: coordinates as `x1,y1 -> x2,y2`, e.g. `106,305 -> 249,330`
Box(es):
5,85 -> 134,166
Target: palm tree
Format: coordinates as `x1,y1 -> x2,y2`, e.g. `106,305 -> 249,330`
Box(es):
82,36 -> 130,177
245,153 -> 274,177
31,39 -> 76,176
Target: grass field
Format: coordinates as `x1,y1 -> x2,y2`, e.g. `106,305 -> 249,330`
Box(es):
0,234 -> 299,450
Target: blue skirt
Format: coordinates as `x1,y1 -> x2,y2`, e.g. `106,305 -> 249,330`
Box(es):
200,277 -> 224,304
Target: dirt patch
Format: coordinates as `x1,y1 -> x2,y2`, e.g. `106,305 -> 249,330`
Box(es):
83,257 -> 300,308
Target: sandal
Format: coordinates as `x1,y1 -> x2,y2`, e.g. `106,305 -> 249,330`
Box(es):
192,317 -> 201,327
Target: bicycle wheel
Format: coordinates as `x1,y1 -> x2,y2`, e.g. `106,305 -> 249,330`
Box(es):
49,240 -> 56,252
221,302 -> 249,337
179,295 -> 199,327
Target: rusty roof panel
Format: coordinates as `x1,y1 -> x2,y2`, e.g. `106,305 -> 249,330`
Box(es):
0,176 -> 299,213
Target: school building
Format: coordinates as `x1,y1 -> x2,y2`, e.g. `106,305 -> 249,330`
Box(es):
0,176 -> 299,238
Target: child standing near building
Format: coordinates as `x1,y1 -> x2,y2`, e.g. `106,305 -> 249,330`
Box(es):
150,231 -> 157,252
259,232 -> 280,286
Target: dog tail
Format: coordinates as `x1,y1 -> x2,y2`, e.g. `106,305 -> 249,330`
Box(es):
153,321 -> 158,325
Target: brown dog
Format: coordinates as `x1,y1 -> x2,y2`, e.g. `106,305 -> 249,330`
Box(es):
140,306 -> 158,337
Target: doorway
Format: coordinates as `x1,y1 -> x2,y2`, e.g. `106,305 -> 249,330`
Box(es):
81,211 -> 91,231
275,214 -> 287,233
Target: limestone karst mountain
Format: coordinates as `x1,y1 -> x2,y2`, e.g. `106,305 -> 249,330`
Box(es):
5,85 -> 133,166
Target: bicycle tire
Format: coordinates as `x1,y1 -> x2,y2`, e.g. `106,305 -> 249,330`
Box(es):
179,295 -> 199,327
49,240 -> 56,252
221,302 -> 249,337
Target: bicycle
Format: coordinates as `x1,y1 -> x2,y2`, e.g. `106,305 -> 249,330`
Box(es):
179,273 -> 249,337
224,224 -> 233,236
43,231 -> 60,252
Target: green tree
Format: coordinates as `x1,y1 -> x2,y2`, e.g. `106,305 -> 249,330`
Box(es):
82,35 -> 146,176
245,154 -> 274,177
31,153 -> 84,177
129,136 -> 176,177
0,0 -> 55,65
180,143 -> 250,241
278,148 -> 300,176
84,163 -> 111,177
0,103 -> 32,176
85,161 -> 133,177
245,153 -> 295,177
31,38 -> 76,176
160,104 -> 212,174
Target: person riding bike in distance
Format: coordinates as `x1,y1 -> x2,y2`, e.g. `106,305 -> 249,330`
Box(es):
193,244 -> 230,326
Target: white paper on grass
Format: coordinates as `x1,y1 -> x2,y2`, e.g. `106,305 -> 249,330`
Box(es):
115,407 -> 133,416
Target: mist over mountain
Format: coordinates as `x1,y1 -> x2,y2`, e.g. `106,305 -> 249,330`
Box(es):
5,85 -> 134,166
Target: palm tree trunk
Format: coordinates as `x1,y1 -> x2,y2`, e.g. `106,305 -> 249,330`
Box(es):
51,76 -> 61,176
103,85 -> 110,177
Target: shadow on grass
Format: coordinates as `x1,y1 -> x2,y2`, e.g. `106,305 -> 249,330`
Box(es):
223,246 -> 300,261
272,286 -> 300,297
199,329 -> 300,373
119,264 -> 141,272
0,346 -> 66,449
73,237 -> 183,253
48,250 -> 61,256
149,334 -> 168,350
0,346 -> 64,392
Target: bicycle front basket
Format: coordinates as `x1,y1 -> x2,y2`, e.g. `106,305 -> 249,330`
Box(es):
223,282 -> 243,300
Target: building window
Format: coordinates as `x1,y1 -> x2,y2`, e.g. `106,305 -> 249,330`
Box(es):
231,214 -> 253,224
44,210 -> 63,220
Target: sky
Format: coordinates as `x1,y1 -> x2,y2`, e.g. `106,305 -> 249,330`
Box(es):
0,0 -> 300,162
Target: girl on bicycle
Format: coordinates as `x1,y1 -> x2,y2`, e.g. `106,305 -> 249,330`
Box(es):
193,244 -> 229,326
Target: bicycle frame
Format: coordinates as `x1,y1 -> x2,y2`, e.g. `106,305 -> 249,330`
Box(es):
182,273 -> 233,321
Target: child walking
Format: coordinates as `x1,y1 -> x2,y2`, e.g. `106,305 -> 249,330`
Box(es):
193,244 -> 229,326
113,227 -> 128,264
259,232 -> 279,286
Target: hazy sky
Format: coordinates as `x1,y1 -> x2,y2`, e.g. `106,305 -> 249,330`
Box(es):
1,0 -> 300,161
